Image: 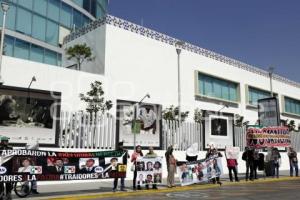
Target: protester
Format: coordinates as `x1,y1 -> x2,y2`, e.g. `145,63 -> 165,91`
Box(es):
26,141 -> 40,194
270,148 -> 281,178
206,147 -> 222,186
288,147 -> 299,177
226,158 -> 239,182
242,147 -> 254,181
113,141 -> 129,192
0,136 -> 13,200
131,145 -> 144,190
253,149 -> 260,179
165,145 -> 177,188
145,147 -> 158,189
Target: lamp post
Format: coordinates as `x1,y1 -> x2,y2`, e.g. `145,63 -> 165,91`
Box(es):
268,67 -> 274,97
27,76 -> 37,104
0,1 -> 10,85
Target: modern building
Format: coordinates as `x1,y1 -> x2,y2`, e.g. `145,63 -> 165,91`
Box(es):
0,0 -> 108,66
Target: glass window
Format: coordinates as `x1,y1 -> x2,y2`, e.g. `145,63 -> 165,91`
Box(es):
57,53 -> 62,66
248,87 -> 271,106
32,15 -> 46,41
30,44 -> 44,63
6,5 -> 16,30
33,0 -> 47,16
60,3 -> 72,28
14,39 -> 30,59
198,73 -> 238,102
73,10 -> 83,29
44,49 -> 57,65
46,20 -> 59,46
18,0 -> 33,10
16,7 -> 32,36
83,0 -> 91,13
82,15 -> 90,26
48,0 -> 60,22
4,36 -> 14,56
73,0 -> 83,7
285,97 -> 300,115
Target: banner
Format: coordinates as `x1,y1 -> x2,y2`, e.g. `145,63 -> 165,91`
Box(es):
136,157 -> 163,186
246,126 -> 291,148
0,149 -> 127,182
225,147 -> 240,160
177,156 -> 223,186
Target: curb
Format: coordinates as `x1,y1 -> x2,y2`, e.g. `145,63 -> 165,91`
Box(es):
31,176 -> 300,200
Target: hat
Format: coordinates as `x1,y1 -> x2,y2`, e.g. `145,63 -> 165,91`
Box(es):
0,136 -> 10,142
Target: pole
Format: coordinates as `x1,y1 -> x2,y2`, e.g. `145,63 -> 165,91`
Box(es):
269,67 -> 274,97
176,48 -> 181,145
0,3 -> 8,85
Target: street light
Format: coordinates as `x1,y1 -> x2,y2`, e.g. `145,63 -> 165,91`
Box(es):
268,67 -> 274,97
27,76 -> 37,104
0,1 -> 10,85
218,104 -> 229,113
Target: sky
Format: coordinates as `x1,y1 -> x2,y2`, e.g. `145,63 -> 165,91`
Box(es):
108,0 -> 300,83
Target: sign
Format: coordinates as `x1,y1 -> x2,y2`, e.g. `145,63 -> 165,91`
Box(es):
203,110 -> 235,149
225,146 -> 240,160
246,126 -> 290,148
258,97 -> 280,127
136,157 -> 163,186
0,149 -> 127,182
177,156 -> 223,186
0,86 -> 61,146
116,100 -> 162,149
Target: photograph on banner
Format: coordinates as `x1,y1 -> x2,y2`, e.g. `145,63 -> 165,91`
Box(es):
116,100 -> 162,148
177,156 -> 223,186
258,97 -> 280,127
0,149 -> 127,182
0,86 -> 61,146
225,146 -> 240,159
136,157 -> 163,185
203,110 -> 234,149
246,126 -> 290,148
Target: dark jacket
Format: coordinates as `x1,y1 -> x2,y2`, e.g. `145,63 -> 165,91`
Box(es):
242,149 -> 254,163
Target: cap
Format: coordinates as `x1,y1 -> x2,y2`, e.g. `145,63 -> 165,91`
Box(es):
0,135 -> 10,142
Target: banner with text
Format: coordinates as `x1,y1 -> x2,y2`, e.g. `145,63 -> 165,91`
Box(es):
246,126 -> 291,148
0,149 -> 127,182
136,157 -> 163,186
177,156 -> 223,186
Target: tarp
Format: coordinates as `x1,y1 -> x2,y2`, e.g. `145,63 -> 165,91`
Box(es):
136,157 -> 163,186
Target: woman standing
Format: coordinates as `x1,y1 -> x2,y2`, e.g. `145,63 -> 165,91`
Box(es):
165,146 -> 177,188
271,148 -> 281,178
131,145 -> 143,190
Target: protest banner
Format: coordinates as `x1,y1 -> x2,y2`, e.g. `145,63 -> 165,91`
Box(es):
0,149 -> 127,182
136,157 -> 163,186
225,146 -> 240,159
246,126 -> 291,148
177,156 -> 223,186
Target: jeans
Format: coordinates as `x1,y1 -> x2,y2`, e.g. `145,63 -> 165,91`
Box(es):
246,162 -> 254,180
271,161 -> 279,178
290,162 -> 299,177
113,177 -> 125,190
228,167 -> 239,181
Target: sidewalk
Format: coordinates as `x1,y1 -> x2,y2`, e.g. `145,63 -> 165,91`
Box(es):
13,170 -> 294,199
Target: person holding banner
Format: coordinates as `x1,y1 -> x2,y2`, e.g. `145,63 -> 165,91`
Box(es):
0,136 -> 13,200
206,148 -> 222,186
165,146 -> 177,188
145,147 -> 158,189
270,148 -> 281,178
131,145 -> 144,190
288,147 -> 298,177
113,142 -> 129,192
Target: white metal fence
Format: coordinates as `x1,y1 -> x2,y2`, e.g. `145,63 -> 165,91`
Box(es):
59,111 -> 116,149
59,112 -> 300,151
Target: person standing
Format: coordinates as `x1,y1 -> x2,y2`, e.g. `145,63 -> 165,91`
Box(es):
226,158 -> 239,182
270,148 -> 281,178
288,147 -> 299,177
242,147 -> 254,181
165,146 -> 177,188
253,149 -> 260,179
131,145 -> 143,190
206,148 -> 223,185
113,142 -> 129,192
0,136 -> 13,200
145,147 -> 158,189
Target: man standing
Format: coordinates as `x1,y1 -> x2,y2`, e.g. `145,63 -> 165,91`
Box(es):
288,147 -> 299,177
113,142 -> 129,192
242,147 -> 254,181
0,136 -> 13,200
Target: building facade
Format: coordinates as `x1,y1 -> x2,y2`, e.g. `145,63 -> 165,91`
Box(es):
0,0 -> 108,66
